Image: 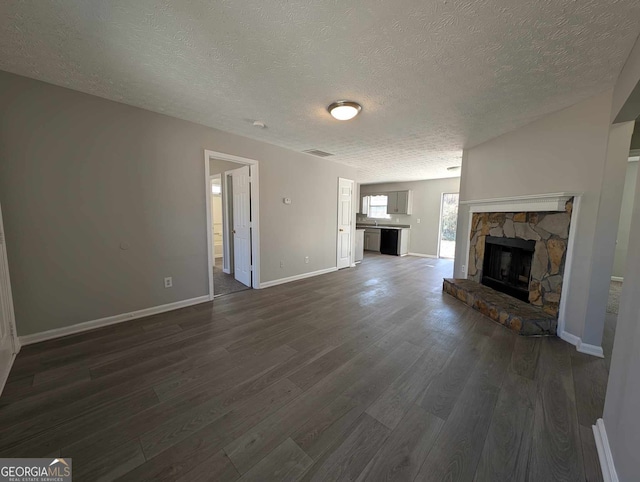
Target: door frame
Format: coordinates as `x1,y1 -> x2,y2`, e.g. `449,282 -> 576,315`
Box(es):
0,203 -> 20,395
336,178 -> 356,269
438,192 -> 459,259
204,150 -> 261,299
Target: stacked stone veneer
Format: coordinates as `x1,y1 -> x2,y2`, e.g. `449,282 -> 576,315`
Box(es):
467,199 -> 573,318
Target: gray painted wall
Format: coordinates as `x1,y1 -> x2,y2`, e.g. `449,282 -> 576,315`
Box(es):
612,161 -> 638,278
602,33 -> 640,482
582,121 -> 635,345
629,121 -> 640,151
603,159 -> 640,482
612,33 -> 640,123
0,71 -> 357,336
454,91 -> 633,347
359,177 -> 460,257
210,159 -> 244,175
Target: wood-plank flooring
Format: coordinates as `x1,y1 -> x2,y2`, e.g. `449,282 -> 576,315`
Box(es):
0,253 -> 611,481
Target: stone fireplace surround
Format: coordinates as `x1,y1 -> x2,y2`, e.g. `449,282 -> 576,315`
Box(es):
452,192 -> 582,338
467,200 -> 573,317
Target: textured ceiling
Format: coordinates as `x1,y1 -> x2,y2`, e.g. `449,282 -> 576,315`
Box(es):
1,1 -> 639,183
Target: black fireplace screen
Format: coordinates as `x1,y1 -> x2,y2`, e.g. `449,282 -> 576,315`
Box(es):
481,236 -> 535,302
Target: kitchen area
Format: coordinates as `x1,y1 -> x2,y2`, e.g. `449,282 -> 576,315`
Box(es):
354,189 -> 412,262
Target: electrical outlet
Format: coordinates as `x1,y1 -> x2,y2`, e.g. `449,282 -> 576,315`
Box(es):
280,261 -> 284,268
304,256 -> 309,264
417,218 -> 421,224
164,277 -> 173,288
461,265 -> 466,274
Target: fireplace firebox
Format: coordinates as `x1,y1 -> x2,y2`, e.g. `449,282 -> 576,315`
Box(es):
481,236 -> 535,302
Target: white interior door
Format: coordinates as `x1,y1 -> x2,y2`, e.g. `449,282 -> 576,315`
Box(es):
231,165 -> 252,287
337,178 -> 354,269
0,204 -> 18,393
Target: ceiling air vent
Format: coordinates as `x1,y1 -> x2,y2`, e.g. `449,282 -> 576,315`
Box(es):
303,149 -> 334,158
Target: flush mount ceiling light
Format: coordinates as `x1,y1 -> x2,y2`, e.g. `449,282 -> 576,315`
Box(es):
328,101 -> 362,121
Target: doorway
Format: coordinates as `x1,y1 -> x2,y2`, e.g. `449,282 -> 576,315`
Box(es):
608,154 -> 638,315
205,150 -> 261,299
210,174 -> 249,297
438,192 -> 459,259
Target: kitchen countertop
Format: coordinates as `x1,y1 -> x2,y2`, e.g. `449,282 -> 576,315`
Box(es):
356,224 -> 411,230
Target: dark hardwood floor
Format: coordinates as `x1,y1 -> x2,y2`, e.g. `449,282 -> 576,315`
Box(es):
0,253 -> 611,481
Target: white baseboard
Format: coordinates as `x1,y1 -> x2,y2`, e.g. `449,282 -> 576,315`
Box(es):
559,330 -> 581,345
611,276 -> 624,282
559,331 -> 605,358
577,341 -> 605,358
408,252 -> 437,258
19,295 -> 210,346
259,267 -> 338,289
593,419 -> 619,482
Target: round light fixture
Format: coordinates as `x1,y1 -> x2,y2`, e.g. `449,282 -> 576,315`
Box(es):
447,166 -> 461,171
328,101 -> 362,121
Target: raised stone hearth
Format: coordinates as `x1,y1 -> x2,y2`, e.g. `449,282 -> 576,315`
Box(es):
443,278 -> 557,336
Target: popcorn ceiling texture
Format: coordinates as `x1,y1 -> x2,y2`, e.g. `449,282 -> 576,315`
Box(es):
0,0 -> 639,182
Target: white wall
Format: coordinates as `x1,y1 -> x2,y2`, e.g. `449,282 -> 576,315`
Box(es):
612,161 -> 638,278
454,90 -> 633,347
0,70 -> 357,336
359,177 -> 460,256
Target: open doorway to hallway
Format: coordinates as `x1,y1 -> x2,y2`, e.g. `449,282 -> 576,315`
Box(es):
210,174 -> 250,297
608,161 -> 634,315
205,151 -> 261,298
438,192 -> 459,259
607,144 -> 639,316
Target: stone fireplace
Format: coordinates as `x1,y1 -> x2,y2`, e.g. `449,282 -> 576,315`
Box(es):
443,195 -> 575,336
467,199 -> 572,317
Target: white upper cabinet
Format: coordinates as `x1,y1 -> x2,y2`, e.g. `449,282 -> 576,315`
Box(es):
360,195 -> 370,215
386,190 -> 413,215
